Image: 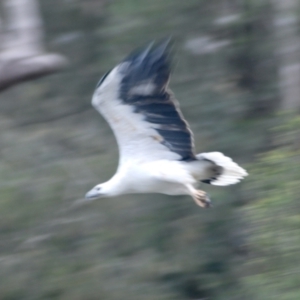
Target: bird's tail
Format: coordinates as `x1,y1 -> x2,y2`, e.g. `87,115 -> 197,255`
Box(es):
196,152 -> 248,186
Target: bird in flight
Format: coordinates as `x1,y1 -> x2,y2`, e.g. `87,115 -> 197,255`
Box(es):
85,40 -> 247,208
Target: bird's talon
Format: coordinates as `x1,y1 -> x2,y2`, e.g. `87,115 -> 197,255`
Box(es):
194,191 -> 212,208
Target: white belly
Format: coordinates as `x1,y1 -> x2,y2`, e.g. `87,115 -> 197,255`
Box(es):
119,163 -> 189,196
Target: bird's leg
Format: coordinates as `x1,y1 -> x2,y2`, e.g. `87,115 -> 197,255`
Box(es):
185,184 -> 212,208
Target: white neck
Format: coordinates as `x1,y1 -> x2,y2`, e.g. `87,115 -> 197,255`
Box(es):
101,173 -> 129,197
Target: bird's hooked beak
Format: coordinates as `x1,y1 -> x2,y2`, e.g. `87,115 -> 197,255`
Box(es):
85,186 -> 102,200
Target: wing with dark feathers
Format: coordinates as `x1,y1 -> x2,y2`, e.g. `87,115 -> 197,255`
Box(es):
118,40 -> 196,161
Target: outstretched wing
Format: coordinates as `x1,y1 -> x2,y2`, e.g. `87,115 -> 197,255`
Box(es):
92,41 -> 196,165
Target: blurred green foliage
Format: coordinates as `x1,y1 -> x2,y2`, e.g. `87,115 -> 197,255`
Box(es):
243,113 -> 300,300
0,0 -> 299,299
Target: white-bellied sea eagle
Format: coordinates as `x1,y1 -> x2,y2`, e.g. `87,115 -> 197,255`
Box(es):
85,40 -> 247,208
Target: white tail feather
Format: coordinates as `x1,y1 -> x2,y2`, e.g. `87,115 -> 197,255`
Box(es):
197,152 -> 248,186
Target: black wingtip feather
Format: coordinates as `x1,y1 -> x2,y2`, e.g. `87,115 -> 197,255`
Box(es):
123,38 -> 173,65
152,38 -> 173,60
121,39 -> 173,93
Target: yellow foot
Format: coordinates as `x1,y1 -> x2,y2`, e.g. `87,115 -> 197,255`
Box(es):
193,190 -> 212,208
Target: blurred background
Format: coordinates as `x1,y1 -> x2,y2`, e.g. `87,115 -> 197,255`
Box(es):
0,0 -> 300,299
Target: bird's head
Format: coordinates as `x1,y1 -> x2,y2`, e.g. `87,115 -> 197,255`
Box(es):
85,184 -> 106,200
85,179 -> 121,200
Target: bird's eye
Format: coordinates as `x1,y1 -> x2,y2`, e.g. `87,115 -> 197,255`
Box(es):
96,187 -> 101,191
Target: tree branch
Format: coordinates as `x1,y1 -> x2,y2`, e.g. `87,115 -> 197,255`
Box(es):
0,54 -> 67,92
0,0 -> 67,92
